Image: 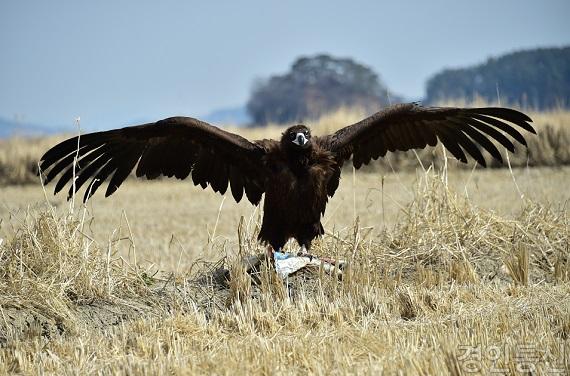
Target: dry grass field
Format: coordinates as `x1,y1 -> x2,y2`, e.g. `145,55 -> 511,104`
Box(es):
0,107 -> 569,374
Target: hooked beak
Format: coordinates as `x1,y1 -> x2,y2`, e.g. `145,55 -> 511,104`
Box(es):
292,132 -> 308,146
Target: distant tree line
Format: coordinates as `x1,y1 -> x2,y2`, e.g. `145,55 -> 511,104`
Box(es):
246,47 -> 569,125
425,46 -> 570,109
247,54 -> 400,125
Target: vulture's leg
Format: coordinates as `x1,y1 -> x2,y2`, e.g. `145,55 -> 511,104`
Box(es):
297,226 -> 319,256
297,238 -> 313,257
266,245 -> 276,267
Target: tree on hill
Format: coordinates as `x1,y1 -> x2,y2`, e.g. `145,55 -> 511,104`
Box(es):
425,46 -> 570,110
247,54 -> 399,125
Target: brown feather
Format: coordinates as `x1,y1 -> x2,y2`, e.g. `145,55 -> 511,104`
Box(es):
470,114 -> 528,146
67,153 -> 115,199
436,129 -> 468,163
229,167 -> 244,202
84,161 -> 119,202
105,148 -> 143,197
461,117 -> 516,152
439,124 -> 486,166
449,119 -> 503,163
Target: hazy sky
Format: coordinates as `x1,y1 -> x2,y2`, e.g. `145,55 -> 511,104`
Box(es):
1,0 -> 569,129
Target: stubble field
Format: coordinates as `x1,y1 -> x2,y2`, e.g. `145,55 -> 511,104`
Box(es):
0,107 -> 569,374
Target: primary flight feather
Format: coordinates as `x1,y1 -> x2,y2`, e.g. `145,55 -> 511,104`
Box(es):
39,103 -> 536,258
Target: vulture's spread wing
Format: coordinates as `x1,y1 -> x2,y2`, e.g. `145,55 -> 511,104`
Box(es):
39,117 -> 268,204
318,103 -> 536,168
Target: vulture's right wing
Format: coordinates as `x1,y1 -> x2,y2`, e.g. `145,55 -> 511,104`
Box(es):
39,117 -> 269,204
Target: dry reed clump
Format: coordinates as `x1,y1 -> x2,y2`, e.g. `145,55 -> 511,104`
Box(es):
0,135 -> 66,185
0,207 -> 152,338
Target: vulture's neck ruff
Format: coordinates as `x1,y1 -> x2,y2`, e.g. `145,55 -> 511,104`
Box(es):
286,145 -> 313,170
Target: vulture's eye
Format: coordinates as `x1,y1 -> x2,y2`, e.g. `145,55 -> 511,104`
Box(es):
289,133 -> 296,140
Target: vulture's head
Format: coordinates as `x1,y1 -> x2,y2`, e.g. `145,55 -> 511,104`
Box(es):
282,125 -> 312,151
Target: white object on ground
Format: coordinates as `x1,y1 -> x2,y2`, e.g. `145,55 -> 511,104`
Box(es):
274,251 -> 344,279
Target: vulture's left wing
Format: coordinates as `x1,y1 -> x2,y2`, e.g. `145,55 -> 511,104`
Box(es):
317,103 -> 536,168
39,117 -> 269,204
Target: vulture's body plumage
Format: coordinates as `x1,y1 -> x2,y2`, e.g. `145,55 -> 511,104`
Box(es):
39,103 -> 536,257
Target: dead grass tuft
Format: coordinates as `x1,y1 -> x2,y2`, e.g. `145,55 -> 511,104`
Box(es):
0,208 -> 151,338
503,244 -> 530,286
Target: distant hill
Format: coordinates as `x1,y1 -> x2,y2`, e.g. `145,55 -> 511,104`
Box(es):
0,117 -> 58,138
426,46 -> 570,109
202,106 -> 251,126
